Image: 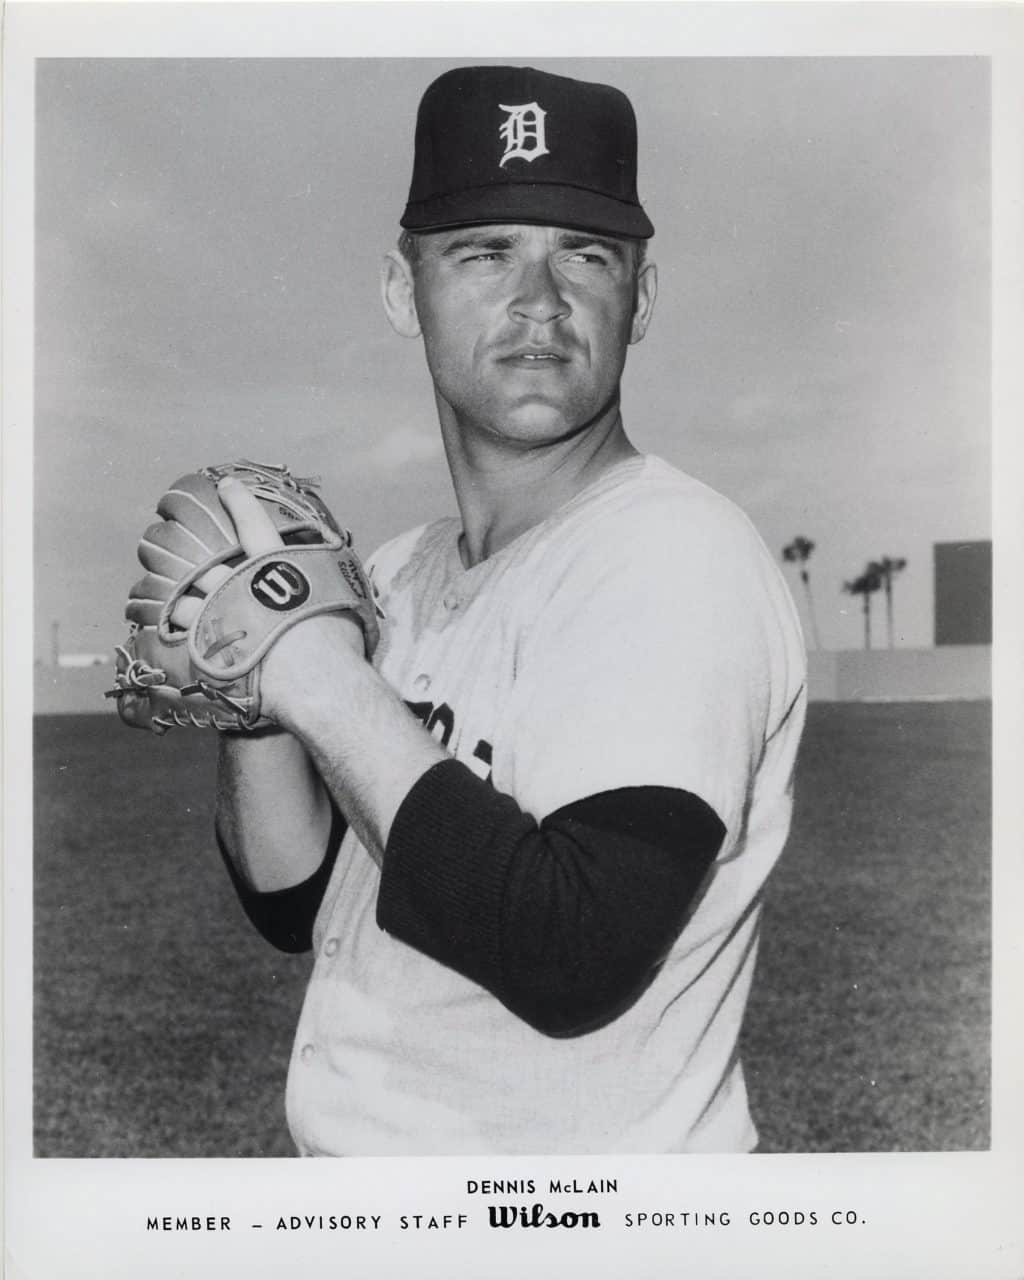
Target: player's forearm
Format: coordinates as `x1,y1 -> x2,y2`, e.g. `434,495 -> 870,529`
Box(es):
262,614 -> 450,866
215,729 -> 334,892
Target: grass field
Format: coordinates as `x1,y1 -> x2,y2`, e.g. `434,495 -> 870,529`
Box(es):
32,702 -> 991,1156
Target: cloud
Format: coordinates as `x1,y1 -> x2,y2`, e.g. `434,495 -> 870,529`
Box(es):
358,423 -> 444,472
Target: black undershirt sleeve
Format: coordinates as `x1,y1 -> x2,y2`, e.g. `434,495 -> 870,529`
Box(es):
378,759 -> 725,1037
220,760 -> 725,1037
216,800 -> 347,954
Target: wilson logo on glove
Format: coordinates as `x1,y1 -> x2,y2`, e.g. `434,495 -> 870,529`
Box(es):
250,562 -> 311,611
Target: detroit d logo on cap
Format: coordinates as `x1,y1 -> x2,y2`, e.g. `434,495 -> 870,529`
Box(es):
498,102 -> 549,166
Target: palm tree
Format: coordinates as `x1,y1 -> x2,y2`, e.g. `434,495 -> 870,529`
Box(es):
782,536 -> 822,649
871,556 -> 907,648
843,563 -> 884,649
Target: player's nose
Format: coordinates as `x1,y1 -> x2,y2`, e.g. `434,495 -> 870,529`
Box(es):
507,257 -> 572,326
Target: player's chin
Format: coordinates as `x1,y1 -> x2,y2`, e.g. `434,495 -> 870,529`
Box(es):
509,392 -> 622,444
480,394 -> 594,442
491,416 -> 585,449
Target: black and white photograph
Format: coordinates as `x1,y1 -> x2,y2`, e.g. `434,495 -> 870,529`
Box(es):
4,4 -> 1023,1278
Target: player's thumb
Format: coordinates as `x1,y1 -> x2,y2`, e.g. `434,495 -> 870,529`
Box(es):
217,476 -> 285,557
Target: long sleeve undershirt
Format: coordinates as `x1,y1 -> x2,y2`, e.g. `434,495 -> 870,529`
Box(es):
220,759 -> 725,1036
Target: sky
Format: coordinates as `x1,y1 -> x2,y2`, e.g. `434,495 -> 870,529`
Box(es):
33,56 -> 990,658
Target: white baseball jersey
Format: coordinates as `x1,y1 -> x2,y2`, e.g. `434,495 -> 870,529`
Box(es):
285,454 -> 807,1154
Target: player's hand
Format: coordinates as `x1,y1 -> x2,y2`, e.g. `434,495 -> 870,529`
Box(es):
216,478 -> 368,725
147,474 -> 366,656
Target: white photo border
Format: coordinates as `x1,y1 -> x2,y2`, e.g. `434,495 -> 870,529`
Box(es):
4,4 -> 1023,1278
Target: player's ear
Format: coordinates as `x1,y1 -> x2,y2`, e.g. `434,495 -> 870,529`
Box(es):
381,250 -> 421,339
629,260 -> 657,345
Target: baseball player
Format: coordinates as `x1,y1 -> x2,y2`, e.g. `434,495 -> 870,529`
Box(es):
121,66 -> 807,1154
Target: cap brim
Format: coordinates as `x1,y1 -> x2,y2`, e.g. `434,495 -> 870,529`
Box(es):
401,182 -> 654,240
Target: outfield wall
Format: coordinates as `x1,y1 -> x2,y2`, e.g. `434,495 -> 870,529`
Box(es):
35,646 -> 992,714
807,646 -> 990,701
35,663 -> 115,716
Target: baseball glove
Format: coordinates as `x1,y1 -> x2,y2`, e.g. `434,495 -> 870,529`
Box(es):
106,460 -> 380,734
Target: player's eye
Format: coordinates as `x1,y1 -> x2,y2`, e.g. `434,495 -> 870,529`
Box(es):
560,248 -> 617,271
455,244 -> 514,265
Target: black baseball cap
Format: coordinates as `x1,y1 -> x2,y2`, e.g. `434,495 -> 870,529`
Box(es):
400,65 -> 655,240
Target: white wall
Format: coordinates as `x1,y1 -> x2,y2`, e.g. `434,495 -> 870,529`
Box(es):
806,646 -> 991,701
34,647 -> 993,716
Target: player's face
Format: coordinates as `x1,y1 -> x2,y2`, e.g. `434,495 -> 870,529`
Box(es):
405,224 -> 656,448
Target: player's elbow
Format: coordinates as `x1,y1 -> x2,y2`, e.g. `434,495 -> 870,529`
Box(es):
215,805 -> 345,956
255,918 -> 317,954
495,827 -> 708,1037
500,957 -> 663,1038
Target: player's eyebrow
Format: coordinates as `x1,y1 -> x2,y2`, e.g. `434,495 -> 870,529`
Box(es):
439,231 -> 522,257
434,228 -> 630,262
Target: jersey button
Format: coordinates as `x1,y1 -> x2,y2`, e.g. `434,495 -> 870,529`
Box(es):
442,593 -> 459,611
323,937 -> 340,957
300,1043 -> 316,1064
413,673 -> 431,692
